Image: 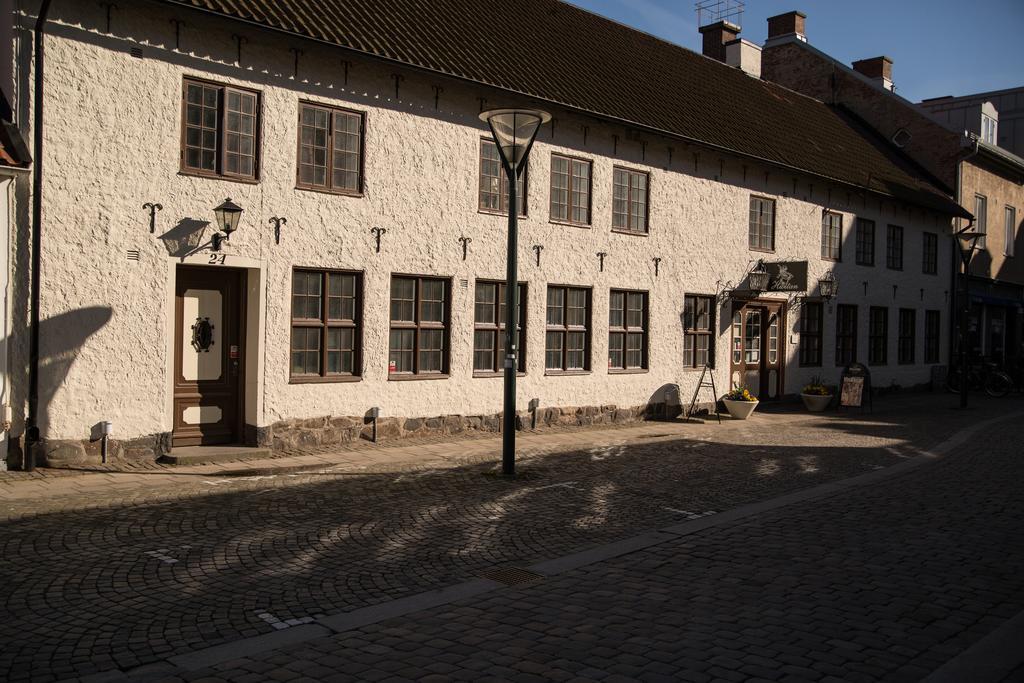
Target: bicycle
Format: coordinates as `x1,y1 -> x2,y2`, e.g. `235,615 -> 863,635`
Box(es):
946,359 -> 1014,398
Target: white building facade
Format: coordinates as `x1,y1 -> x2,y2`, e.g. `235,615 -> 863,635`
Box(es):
12,1 -> 964,465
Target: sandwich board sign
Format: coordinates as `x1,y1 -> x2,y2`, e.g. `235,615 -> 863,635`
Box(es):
839,363 -> 872,411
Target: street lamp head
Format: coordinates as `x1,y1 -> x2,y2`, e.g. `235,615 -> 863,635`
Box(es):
479,108 -> 552,173
818,270 -> 838,301
956,229 -> 981,256
213,197 -> 243,237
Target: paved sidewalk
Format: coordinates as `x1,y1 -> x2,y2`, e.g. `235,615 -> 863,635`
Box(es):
0,394 -> 1019,681
148,409 -> 1024,683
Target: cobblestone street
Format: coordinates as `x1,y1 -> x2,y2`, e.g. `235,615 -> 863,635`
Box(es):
1,395 -> 1022,682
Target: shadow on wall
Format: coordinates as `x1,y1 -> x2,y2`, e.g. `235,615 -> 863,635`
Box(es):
7,306 -> 113,469
159,218 -> 212,259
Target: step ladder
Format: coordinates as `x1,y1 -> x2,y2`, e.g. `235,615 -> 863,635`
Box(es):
685,363 -> 721,424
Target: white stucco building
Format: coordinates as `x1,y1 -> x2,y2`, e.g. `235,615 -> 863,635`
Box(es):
8,0 -> 969,466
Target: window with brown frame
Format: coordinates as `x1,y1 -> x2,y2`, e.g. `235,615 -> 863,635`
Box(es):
290,269 -> 361,380
925,310 -> 940,364
609,290 -> 648,371
683,294 -> 714,369
473,281 -> 527,374
821,212 -> 842,261
389,276 -> 450,376
612,167 -> 648,233
181,77 -> 259,180
886,224 -> 904,270
297,102 -> 364,194
835,304 -> 857,366
550,154 -> 592,225
545,286 -> 591,372
855,218 -> 875,266
922,232 -> 938,274
479,139 -> 526,216
748,196 -> 775,251
868,306 -> 888,366
898,308 -> 916,364
799,301 -> 822,367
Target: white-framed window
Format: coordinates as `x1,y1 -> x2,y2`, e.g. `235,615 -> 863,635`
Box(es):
1006,206 -> 1017,258
982,114 -> 997,145
975,195 -> 987,249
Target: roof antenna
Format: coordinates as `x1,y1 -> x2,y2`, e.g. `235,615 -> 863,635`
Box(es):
695,0 -> 744,28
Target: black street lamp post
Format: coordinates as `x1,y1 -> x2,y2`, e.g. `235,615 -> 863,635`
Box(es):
479,108 -> 550,476
955,227 -> 980,409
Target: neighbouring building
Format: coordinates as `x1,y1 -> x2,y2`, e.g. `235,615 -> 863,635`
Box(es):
7,0 -> 968,467
759,11 -> 1024,368
922,87 -> 1024,159
0,0 -> 29,471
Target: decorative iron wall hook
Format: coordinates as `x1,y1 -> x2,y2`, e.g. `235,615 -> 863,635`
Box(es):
170,19 -> 185,50
863,281 -> 868,296
432,85 -> 444,110
652,257 -> 662,277
597,252 -> 607,272
269,216 -> 287,245
100,2 -> 117,33
532,244 -> 543,267
371,226 -> 387,253
341,60 -> 351,86
142,202 -> 162,234
231,34 -> 247,66
892,284 -> 898,299
289,47 -> 303,79
391,73 -> 404,99
458,235 -> 472,261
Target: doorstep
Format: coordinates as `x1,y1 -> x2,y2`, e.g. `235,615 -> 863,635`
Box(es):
161,445 -> 272,466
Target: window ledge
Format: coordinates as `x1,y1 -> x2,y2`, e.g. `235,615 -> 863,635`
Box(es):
608,368 -> 649,375
549,219 -> 591,230
296,184 -> 364,198
388,373 -> 450,381
478,208 -> 526,219
610,229 -> 649,237
748,247 -> 775,254
178,170 -> 260,185
683,366 -> 716,372
544,370 -> 591,377
289,375 -> 362,384
473,371 -> 527,378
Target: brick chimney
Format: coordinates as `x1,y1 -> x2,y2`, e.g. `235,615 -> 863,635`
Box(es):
699,20 -> 740,63
852,56 -> 894,91
766,11 -> 806,42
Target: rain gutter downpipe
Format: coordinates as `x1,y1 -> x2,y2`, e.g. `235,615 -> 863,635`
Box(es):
25,0 -> 53,471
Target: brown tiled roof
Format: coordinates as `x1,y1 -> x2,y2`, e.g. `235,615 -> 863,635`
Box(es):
161,0 -> 967,216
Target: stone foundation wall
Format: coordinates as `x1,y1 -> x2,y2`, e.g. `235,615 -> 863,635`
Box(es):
39,432 -> 172,468
264,402 -> 677,451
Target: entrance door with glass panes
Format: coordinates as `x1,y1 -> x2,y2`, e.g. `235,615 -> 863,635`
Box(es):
730,300 -> 785,400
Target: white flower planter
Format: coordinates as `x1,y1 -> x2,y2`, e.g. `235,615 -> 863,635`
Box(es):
723,398 -> 758,420
800,393 -> 833,412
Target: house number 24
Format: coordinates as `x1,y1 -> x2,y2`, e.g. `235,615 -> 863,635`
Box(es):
208,254 -> 227,265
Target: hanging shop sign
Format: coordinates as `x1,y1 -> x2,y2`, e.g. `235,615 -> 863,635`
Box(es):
764,261 -> 808,292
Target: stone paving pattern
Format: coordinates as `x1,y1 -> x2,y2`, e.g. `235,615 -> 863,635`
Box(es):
155,406 -> 1024,683
0,395 -> 1019,681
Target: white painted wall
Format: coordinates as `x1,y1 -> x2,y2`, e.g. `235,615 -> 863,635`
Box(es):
27,2 -> 955,443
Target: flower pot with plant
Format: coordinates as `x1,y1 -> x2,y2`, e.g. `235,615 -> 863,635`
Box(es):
722,386 -> 759,420
800,376 -> 833,412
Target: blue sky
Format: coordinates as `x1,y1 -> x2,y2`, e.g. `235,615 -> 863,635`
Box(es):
569,0 -> 1024,102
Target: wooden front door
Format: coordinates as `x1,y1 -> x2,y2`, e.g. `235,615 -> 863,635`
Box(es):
173,266 -> 245,446
730,300 -> 785,400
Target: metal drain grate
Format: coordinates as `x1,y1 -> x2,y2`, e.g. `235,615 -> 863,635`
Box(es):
478,566 -> 545,586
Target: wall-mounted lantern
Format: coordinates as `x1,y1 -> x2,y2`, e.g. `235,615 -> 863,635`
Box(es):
818,270 -> 839,301
211,198 -> 243,251
748,259 -> 770,292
